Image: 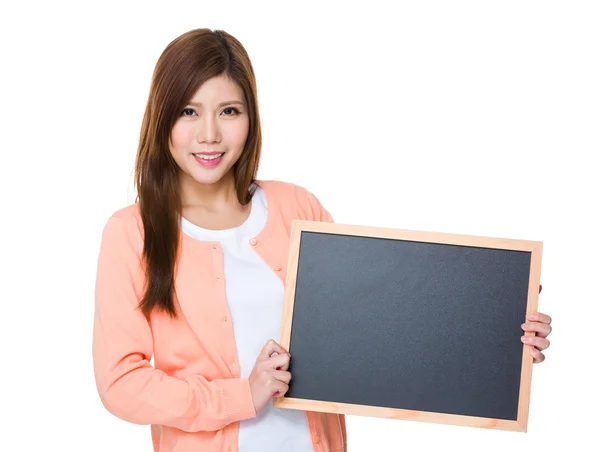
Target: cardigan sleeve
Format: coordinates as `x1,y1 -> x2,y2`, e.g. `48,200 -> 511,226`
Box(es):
92,215 -> 257,432
340,413 -> 348,449
301,186 -> 335,223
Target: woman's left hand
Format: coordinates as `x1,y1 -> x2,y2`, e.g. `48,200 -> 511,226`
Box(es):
521,284 -> 552,363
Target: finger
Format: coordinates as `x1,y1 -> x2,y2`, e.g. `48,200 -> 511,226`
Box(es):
272,370 -> 292,384
268,352 -> 291,370
528,346 -> 546,363
521,322 -> 552,338
521,335 -> 550,350
526,311 -> 552,325
259,339 -> 287,360
275,357 -> 291,371
272,380 -> 289,397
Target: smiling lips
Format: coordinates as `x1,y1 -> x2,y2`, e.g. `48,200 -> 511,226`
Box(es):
193,152 -> 224,166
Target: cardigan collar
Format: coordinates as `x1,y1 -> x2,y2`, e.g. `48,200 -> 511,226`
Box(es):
179,179 -> 277,250
174,179 -> 286,347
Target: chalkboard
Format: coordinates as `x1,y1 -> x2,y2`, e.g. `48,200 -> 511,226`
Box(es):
273,221 -> 542,433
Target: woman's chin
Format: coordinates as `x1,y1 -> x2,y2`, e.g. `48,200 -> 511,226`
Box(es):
186,166 -> 233,186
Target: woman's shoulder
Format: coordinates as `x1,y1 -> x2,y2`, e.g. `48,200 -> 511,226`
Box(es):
99,203 -> 144,249
256,179 -> 332,222
105,203 -> 142,228
109,202 -> 141,219
255,179 -> 316,201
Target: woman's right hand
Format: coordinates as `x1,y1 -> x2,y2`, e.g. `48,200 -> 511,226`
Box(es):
248,340 -> 292,413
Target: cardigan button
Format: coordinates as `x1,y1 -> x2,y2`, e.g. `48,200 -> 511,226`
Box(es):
314,435 -> 321,444
250,238 -> 257,246
275,265 -> 282,271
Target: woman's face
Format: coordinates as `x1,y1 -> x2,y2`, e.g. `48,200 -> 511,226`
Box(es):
169,74 -> 249,189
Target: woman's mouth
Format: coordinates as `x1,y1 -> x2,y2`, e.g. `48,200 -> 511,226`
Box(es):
193,153 -> 224,167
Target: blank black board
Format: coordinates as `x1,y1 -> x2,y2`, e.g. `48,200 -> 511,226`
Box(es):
276,224 -> 542,432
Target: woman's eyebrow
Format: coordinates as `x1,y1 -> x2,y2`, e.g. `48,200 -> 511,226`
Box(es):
187,100 -> 245,107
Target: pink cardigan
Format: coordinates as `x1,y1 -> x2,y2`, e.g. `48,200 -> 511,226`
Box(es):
93,179 -> 347,451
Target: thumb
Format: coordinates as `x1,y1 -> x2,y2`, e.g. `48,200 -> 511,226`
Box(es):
259,339 -> 287,360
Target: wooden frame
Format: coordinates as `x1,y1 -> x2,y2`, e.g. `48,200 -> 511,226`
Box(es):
273,220 -> 543,432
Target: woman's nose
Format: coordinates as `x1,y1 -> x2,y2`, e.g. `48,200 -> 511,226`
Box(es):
196,115 -> 220,143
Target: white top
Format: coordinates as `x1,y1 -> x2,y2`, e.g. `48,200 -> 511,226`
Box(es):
180,183 -> 313,452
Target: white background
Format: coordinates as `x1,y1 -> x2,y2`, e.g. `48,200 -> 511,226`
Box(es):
1,1 -> 598,451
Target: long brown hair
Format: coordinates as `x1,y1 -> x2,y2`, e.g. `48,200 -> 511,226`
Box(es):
134,28 -> 262,319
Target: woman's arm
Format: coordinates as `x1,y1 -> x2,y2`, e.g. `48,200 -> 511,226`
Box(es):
301,186 -> 334,223
303,186 -> 348,447
92,215 -> 256,432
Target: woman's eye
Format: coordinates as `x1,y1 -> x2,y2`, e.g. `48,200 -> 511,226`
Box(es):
222,107 -> 240,116
181,107 -> 240,117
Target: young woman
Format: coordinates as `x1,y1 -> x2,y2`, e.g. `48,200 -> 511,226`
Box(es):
93,28 -> 553,452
